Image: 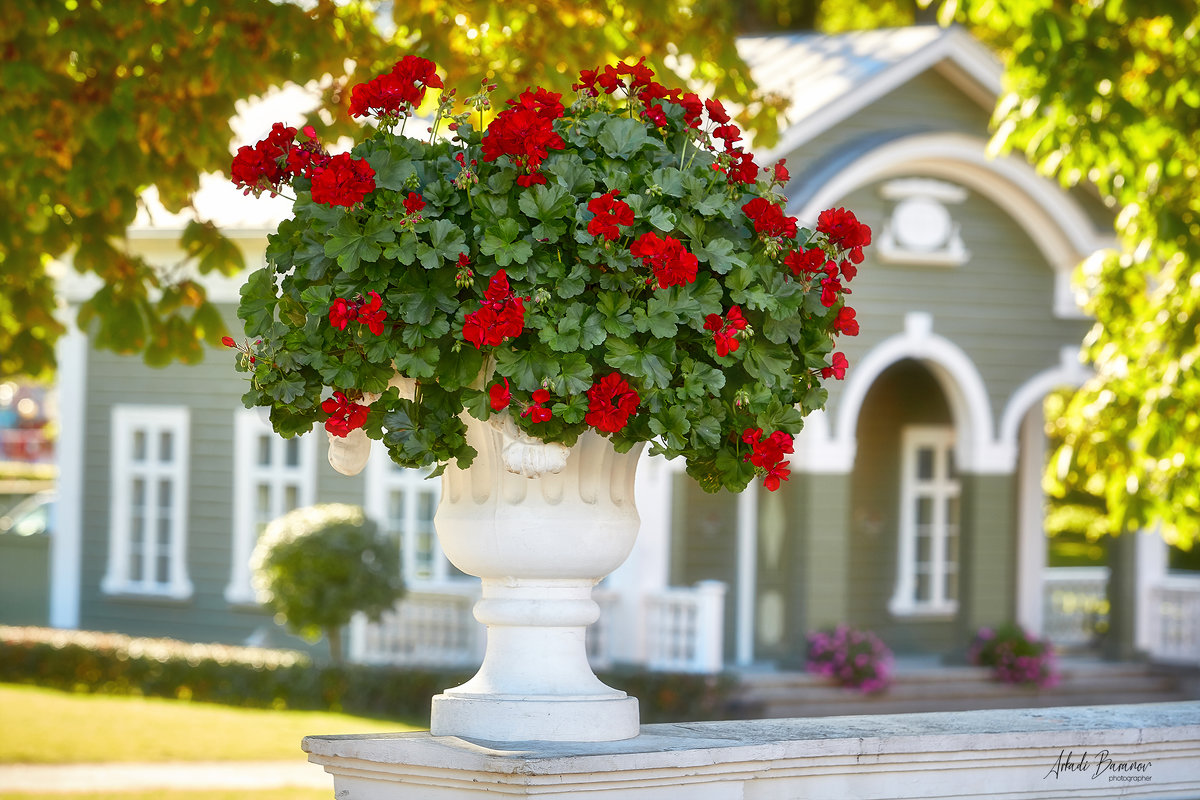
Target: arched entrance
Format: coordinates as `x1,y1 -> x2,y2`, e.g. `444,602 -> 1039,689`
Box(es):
850,359 -> 960,655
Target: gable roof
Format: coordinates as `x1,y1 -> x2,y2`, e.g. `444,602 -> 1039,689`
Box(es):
739,25 -> 1004,161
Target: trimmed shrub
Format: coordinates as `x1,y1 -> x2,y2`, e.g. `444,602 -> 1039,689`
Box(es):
0,626 -> 737,723
252,504 -> 404,663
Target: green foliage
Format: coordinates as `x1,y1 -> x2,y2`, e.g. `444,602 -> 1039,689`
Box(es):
239,65 -> 865,493
943,0 -> 1200,548
251,504 -> 403,659
0,626 -> 740,724
2,0 -> 794,381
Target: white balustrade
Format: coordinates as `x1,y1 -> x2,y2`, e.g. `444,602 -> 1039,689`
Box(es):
349,584 -> 482,667
1147,575 -> 1200,665
1042,566 -> 1109,648
644,580 -> 726,673
352,581 -> 727,674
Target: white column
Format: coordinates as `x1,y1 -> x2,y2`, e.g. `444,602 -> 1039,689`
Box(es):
49,320 -> 86,629
1135,527 -> 1168,653
1016,407 -> 1047,634
735,485 -> 758,666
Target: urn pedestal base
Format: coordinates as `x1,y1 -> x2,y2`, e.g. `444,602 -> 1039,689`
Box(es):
430,419 -> 645,743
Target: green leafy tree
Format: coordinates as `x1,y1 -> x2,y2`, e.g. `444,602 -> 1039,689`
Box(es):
2,0 -> 809,382
251,503 -> 402,663
938,0 -> 1199,548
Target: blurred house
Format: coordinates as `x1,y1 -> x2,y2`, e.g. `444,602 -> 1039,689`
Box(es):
33,26 -> 1199,671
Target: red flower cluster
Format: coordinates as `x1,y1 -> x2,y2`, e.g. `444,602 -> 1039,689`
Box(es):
817,207 -> 873,265
704,306 -> 749,357
522,389 -> 553,423
822,351 -> 849,380
742,428 -> 794,491
462,270 -> 527,348
630,232 -> 699,289
833,306 -> 859,336
574,58 -> 656,96
349,56 -> 443,119
585,372 -> 640,433
783,246 -> 826,276
481,88 -> 565,187
310,152 -> 376,207
586,190 -> 635,241
329,291 -> 386,335
323,391 -> 370,437
742,197 -> 798,240
231,123 -> 330,197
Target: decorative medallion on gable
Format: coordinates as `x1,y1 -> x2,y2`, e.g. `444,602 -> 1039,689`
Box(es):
877,179 -> 970,266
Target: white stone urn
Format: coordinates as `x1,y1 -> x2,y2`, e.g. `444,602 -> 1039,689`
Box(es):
428,411 -> 644,742
326,384 -> 644,743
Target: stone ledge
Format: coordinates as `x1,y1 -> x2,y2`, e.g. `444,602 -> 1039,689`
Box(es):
305,701 -> 1200,799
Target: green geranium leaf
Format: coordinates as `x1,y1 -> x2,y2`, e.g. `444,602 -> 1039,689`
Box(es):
598,117 -> 654,159
597,292 -> 635,338
480,217 -> 533,266
393,342 -> 439,379
604,337 -> 674,389
237,267 -> 278,337
417,219 -> 468,269
435,342 -> 485,390
558,352 -> 594,394
743,341 -> 793,389
324,214 -> 396,272
648,206 -> 677,232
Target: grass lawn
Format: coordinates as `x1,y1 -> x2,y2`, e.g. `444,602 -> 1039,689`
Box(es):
0,792 -> 330,800
0,683 -> 425,764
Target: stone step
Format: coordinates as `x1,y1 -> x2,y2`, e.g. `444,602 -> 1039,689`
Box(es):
729,661 -> 1196,719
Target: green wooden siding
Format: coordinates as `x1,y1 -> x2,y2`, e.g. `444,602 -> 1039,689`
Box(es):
78,305 -> 363,649
670,473 -> 740,661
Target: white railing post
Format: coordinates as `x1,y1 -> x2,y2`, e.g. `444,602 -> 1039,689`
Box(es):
1041,566 -> 1109,648
691,580 -> 726,674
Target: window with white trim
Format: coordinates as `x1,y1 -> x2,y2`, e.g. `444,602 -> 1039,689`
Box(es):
102,406 -> 193,599
226,409 -> 317,604
364,448 -> 459,585
889,426 -> 960,616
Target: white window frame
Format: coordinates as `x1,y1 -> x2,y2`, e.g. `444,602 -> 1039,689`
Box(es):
364,446 -> 455,586
226,409 -> 317,604
889,425 -> 960,617
102,405 -> 193,599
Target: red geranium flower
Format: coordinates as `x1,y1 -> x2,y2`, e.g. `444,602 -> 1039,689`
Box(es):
462,270 -> 527,348
481,88 -> 565,186
489,378 -> 511,411
322,391 -> 370,437
741,428 -> 794,492
357,292 -> 387,336
818,207 -> 872,264
309,153 -> 376,207
585,372 -> 640,433
586,190 -> 635,241
784,247 -> 827,276
329,297 -> 357,330
742,197 -> 798,240
704,305 -> 749,357
522,388 -> 553,423
833,306 -> 859,336
821,352 -> 849,380
350,56 -> 443,120
403,192 -> 426,215
629,232 -> 699,289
